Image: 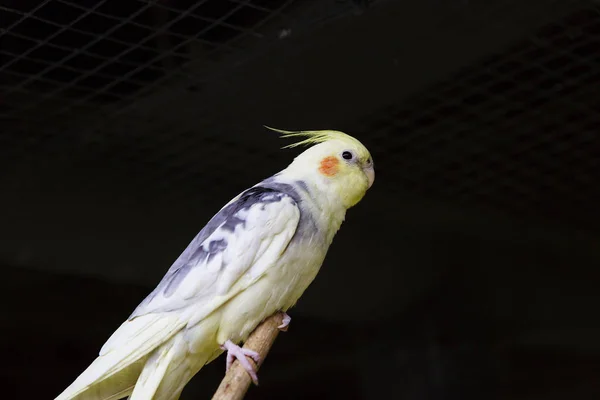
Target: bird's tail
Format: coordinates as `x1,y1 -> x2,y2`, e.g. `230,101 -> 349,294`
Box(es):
55,356 -> 147,400
129,332 -> 215,400
56,314 -> 222,400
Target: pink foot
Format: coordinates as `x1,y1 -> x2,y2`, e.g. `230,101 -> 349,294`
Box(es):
220,340 -> 261,385
278,313 -> 291,331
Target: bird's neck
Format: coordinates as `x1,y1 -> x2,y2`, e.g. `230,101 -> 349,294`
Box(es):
270,169 -> 348,241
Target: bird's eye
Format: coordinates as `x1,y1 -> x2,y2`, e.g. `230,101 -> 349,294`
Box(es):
342,151 -> 354,160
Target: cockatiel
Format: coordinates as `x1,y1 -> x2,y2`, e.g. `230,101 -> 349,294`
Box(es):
55,128 -> 375,400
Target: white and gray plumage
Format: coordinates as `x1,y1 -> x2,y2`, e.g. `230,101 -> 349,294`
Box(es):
55,129 -> 374,400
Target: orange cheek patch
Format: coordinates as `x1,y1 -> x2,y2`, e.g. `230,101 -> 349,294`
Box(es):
319,156 -> 340,177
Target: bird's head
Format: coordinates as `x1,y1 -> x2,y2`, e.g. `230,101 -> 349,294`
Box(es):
268,127 -> 374,209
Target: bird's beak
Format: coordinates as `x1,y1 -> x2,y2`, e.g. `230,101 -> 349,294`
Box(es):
364,165 -> 375,189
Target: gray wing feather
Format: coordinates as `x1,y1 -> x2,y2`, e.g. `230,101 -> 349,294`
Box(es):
129,185 -> 301,319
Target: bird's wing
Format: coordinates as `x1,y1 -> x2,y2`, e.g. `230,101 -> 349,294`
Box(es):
57,186 -> 300,400
103,185 -> 301,355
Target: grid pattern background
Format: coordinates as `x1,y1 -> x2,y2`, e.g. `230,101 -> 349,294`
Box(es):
2,0 -> 600,235
1,0 -> 359,128
357,4 -> 600,233
1,0 -> 365,193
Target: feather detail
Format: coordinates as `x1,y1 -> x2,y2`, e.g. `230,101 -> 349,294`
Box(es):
264,126 -> 365,149
55,185 -> 301,400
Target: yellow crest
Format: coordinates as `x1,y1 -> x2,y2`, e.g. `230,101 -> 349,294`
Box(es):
264,126 -> 365,150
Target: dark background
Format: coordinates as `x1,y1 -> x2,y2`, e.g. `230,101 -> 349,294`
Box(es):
1,0 -> 600,399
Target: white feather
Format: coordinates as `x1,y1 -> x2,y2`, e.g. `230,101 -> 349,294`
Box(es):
55,194 -> 300,400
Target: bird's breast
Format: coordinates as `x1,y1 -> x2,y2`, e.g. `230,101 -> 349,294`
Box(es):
215,240 -> 328,344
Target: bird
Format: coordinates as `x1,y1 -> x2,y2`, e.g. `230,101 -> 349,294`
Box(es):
55,127 -> 375,400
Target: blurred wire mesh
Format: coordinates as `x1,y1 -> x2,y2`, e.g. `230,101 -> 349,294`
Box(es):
1,0 -> 599,233
1,0 -> 360,129
0,0 -> 367,192
358,2 -> 600,232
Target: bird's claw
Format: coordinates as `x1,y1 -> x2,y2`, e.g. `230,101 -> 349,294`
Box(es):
219,314 -> 290,385
278,312 -> 291,331
221,340 -> 261,385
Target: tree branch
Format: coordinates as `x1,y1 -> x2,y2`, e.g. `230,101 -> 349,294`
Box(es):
211,312 -> 285,400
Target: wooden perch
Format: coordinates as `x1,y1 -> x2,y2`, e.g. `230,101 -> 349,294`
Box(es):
211,312 -> 286,400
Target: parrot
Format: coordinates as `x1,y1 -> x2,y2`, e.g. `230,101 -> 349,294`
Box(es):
55,127 -> 375,400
